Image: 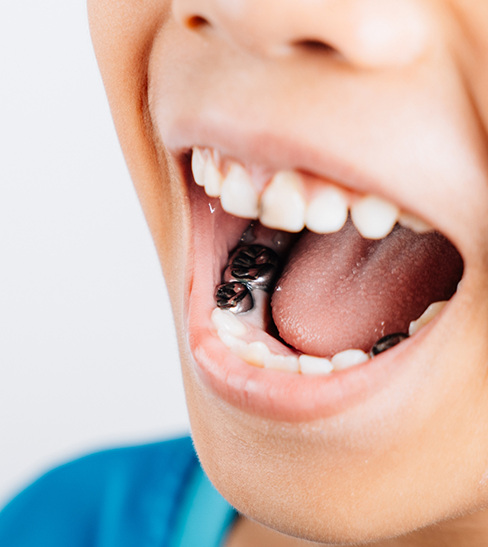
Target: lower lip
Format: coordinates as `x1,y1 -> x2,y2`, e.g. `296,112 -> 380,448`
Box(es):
185,178 -> 425,423
188,308 -> 418,422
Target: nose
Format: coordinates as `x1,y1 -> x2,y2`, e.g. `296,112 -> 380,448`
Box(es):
173,0 -> 430,69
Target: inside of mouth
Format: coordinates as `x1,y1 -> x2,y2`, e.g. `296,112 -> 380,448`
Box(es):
184,149 -> 465,369
214,210 -> 463,361
270,219 -> 463,358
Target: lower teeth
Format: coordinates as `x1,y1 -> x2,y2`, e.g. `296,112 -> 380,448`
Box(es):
216,244 -> 280,315
215,281 -> 254,314
213,240 -> 449,374
223,244 -> 279,291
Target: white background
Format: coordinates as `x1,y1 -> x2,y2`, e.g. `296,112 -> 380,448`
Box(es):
0,0 -> 190,504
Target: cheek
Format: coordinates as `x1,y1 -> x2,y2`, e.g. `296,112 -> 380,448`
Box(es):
89,0 -> 189,296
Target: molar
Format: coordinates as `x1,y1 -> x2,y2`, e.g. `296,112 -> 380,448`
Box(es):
350,195 -> 399,239
216,282 -> 254,314
259,171 -> 306,232
408,301 -> 447,335
370,333 -> 408,357
224,244 -> 279,292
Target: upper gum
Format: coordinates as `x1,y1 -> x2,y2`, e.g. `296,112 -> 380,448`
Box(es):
202,146 -> 355,200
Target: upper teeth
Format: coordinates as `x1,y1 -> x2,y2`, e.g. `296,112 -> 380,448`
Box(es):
350,195 -> 399,240
220,163 -> 259,219
191,147 -> 432,240
260,171 -> 307,233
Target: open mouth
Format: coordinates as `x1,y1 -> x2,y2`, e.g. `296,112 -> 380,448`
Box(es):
183,146 -> 464,421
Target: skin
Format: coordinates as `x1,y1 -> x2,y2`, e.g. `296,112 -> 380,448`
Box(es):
88,0 -> 488,545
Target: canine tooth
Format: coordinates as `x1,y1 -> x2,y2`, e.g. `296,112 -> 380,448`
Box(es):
408,301 -> 447,335
299,354 -> 333,375
204,154 -> 223,197
331,349 -> 369,370
236,341 -> 271,367
211,308 -> 247,336
351,195 -> 399,239
398,212 -> 433,234
370,333 -> 408,357
264,354 -> 300,372
220,163 -> 259,219
305,187 -> 348,234
191,147 -> 206,186
259,171 -> 306,232
218,329 -> 247,350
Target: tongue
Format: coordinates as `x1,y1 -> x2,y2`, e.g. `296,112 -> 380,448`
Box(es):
271,220 -> 463,357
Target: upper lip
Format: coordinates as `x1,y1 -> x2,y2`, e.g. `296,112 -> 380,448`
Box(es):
167,118 -> 397,200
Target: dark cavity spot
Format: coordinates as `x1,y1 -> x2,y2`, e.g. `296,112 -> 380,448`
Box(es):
370,333 -> 409,357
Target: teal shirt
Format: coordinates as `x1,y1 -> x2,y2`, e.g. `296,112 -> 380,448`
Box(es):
0,437 -> 237,547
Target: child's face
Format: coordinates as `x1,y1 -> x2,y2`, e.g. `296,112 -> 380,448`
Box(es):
90,0 -> 488,543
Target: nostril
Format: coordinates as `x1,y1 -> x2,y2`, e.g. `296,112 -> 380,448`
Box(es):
293,39 -> 337,56
186,15 -> 210,30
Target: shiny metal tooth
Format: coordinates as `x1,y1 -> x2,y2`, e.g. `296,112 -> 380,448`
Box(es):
370,333 -> 409,357
215,282 -> 254,314
223,263 -> 276,291
229,245 -> 279,269
224,245 -> 279,291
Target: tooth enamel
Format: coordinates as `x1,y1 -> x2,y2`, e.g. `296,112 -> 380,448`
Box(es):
305,186 -> 348,234
191,147 -> 206,186
408,301 -> 447,335
264,354 -> 300,373
218,328 -> 247,350
350,195 -> 399,239
331,349 -> 369,370
259,171 -> 306,232
211,308 -> 247,337
220,163 -> 259,219
398,212 -> 433,234
204,154 -> 224,197
299,354 -> 333,375
235,341 -> 271,367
